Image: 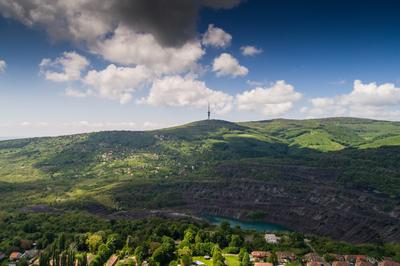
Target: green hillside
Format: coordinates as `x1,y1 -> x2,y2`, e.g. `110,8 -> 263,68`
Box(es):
1,117 -> 400,242
1,117 -> 400,203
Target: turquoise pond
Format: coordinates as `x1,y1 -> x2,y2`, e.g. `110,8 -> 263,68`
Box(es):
204,215 -> 289,232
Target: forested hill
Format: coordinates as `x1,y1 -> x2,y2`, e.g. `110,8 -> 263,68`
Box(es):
1,117 -> 400,243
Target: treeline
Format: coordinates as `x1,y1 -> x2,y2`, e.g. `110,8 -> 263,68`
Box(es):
1,212 -> 400,266
30,221 -> 281,266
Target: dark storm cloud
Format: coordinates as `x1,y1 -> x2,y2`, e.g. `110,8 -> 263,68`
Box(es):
0,0 -> 243,47
202,0 -> 243,9
114,0 -> 199,47
111,0 -> 243,47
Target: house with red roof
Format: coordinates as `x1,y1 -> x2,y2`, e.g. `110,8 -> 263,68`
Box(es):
379,261 -> 400,266
255,263 -> 273,266
251,251 -> 272,262
332,261 -> 350,266
9,252 -> 22,261
356,261 -> 373,266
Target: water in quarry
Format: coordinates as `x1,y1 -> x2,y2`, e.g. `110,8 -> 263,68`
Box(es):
204,215 -> 289,232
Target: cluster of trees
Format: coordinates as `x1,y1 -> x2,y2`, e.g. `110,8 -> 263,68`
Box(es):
1,212 -> 400,266
114,220 -> 251,265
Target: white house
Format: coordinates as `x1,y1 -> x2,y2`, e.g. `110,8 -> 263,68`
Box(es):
265,233 -> 280,244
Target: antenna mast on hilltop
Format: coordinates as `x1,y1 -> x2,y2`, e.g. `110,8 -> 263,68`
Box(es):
207,102 -> 211,120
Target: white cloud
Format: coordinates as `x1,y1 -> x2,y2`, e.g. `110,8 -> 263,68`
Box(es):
59,120 -> 169,131
310,97 -> 337,108
300,98 -> 346,117
39,51 -> 89,82
2,1 -> 250,112
343,80 -> 400,106
39,51 -> 151,104
140,75 -> 233,114
83,64 -> 153,104
212,53 -> 248,77
142,121 -> 166,130
20,122 -> 31,127
236,80 -> 302,116
20,121 -> 48,127
63,121 -> 138,129
65,87 -> 90,98
302,80 -> 400,120
240,46 -> 263,56
202,24 -> 232,48
0,120 -> 181,138
0,59 -> 6,73
92,26 -> 205,75
40,52 -> 154,104
0,1 -> 230,77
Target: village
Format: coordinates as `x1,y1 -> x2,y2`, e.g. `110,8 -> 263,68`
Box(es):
2,233 -> 400,266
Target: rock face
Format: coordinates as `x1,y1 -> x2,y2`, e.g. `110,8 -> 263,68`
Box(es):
172,179 -> 399,243
110,158 -> 400,243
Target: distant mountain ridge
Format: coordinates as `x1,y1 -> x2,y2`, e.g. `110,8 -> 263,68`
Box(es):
0,136 -> 23,141
0,117 -> 400,243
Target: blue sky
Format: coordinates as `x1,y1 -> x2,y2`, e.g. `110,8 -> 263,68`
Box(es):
1,0 -> 400,137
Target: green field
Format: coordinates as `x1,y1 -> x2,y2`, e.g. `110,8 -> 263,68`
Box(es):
193,254 -> 240,266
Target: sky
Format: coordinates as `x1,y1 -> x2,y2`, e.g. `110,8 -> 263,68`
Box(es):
1,0 -> 400,138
